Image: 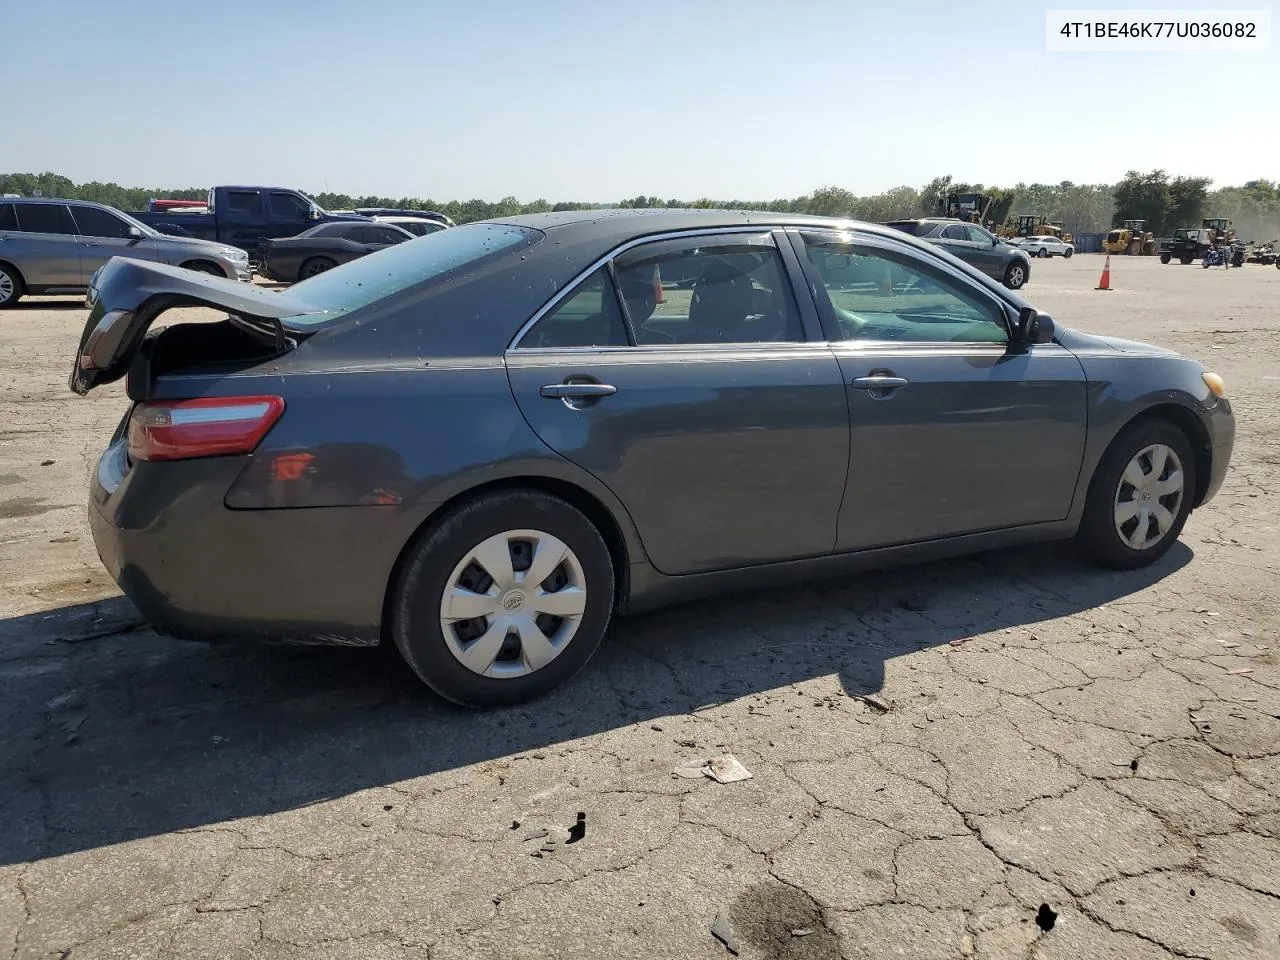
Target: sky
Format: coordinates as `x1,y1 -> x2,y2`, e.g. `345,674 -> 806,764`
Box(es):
1,0 -> 1276,201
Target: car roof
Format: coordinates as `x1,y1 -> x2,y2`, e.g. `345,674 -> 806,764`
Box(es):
489,208 -> 938,249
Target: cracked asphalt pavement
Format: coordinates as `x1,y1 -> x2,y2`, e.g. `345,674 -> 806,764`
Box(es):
2,256 -> 1278,959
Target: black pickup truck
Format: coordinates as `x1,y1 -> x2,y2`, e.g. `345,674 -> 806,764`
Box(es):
131,186 -> 368,262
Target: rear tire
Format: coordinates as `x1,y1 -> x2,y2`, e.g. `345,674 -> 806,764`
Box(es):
299,257 -> 336,280
1003,261 -> 1028,290
1180,256 -> 1193,265
1160,253 -> 1171,264
0,263 -> 24,308
391,490 -> 615,707
1076,419 -> 1196,570
1064,248 -> 1073,259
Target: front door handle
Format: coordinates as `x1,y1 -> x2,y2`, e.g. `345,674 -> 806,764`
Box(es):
540,383 -> 617,399
851,376 -> 909,390
81,241 -> 100,247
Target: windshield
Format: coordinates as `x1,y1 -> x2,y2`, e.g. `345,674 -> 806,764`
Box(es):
282,222 -> 541,325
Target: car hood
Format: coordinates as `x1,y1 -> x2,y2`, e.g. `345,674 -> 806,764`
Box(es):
146,233 -> 245,256
1056,327 -> 1180,358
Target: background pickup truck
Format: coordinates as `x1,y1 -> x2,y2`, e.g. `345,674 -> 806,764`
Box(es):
130,186 -> 368,265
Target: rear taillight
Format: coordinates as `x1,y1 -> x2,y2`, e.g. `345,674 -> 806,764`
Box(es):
127,396 -> 285,461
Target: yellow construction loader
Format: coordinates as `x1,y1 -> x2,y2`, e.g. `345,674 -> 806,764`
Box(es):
1104,220 -> 1156,255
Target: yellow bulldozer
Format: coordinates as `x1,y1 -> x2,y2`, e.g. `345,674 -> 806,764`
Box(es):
1000,215 -> 1073,245
1104,219 -> 1157,256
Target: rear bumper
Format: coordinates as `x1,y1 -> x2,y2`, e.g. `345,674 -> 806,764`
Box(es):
89,441 -> 423,647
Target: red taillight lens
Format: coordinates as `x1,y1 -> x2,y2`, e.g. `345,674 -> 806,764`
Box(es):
127,396 -> 285,462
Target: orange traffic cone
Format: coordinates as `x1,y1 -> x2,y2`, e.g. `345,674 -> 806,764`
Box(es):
1096,255 -> 1113,290
652,264 -> 665,304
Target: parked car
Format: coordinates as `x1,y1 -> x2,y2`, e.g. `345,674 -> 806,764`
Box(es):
0,197 -> 249,307
356,208 -> 455,227
256,220 -> 415,282
373,215 -> 449,237
1016,234 -> 1074,258
130,186 -> 369,256
884,217 -> 1032,289
71,210 -> 1233,707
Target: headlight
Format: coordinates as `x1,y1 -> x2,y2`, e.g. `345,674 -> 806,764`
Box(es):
1202,372 -> 1227,398
220,248 -> 249,261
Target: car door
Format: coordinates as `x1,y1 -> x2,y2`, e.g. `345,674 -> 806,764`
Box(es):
221,189 -> 267,251
504,231 -> 851,576
789,229 -> 1087,552
361,225 -> 409,251
68,204 -> 151,277
963,224 -> 1004,274
266,190 -> 315,242
9,202 -> 83,287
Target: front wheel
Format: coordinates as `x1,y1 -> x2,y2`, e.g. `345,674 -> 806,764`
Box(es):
0,263 -> 24,308
299,256 -> 336,280
391,490 -> 615,707
1064,248 -> 1073,258
1003,261 -> 1027,290
180,260 -> 223,277
1077,420 -> 1196,570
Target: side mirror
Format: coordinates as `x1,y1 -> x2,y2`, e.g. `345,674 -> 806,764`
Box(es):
1016,306 -> 1055,345
308,207 -> 322,220
127,226 -> 144,242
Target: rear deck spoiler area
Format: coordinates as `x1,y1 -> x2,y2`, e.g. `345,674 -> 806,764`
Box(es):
70,258 -> 324,396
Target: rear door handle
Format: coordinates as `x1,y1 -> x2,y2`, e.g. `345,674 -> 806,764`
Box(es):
540,383 -> 617,399
851,376 -> 909,390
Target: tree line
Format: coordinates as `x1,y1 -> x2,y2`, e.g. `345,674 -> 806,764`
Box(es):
3,170 -> 1279,241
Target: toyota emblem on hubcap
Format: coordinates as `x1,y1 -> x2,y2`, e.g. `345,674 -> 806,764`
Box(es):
502,591 -> 526,611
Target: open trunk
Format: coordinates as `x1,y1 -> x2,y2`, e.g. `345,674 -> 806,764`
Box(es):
70,257 -> 325,399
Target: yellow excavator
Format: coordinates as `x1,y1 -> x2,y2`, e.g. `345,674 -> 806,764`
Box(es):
1104,219 -> 1156,256
1000,215 -> 1072,244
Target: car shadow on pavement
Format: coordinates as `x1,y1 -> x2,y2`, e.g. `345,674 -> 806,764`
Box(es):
0,540 -> 1192,866
13,299 -> 86,310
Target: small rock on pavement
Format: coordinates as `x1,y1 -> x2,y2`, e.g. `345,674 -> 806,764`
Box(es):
711,912 -> 740,955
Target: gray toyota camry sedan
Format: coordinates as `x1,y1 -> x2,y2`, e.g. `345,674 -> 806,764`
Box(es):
72,210 -> 1234,707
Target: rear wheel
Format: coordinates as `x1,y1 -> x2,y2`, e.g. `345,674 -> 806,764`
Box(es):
1180,256 -> 1193,265
1077,420 -> 1196,570
0,263 -> 24,308
1160,253 -> 1172,264
300,256 -> 336,280
1003,261 -> 1027,290
1039,247 -> 1050,258
391,490 -> 615,707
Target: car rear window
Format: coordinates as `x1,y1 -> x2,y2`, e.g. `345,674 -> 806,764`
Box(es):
282,223 -> 542,325
885,220 -> 935,237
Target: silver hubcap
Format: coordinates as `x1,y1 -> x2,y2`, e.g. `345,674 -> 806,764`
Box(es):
1114,444 -> 1185,550
1009,266 -> 1024,285
439,529 -> 587,679
0,271 -> 13,301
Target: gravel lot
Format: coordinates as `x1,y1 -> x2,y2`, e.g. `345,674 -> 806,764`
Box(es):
2,254 -> 1278,960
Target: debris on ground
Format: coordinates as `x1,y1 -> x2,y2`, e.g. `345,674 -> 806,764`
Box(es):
1035,903 -> 1058,932
711,912 -> 740,955
566,812 -> 586,844
1226,668 -> 1254,675
854,693 -> 891,713
60,714 -> 88,744
703,755 -> 753,784
672,763 -> 707,780
790,927 -> 814,937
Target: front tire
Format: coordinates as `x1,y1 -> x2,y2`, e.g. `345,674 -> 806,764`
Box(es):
1064,248 -> 1073,258
1077,420 -> 1196,570
1003,260 -> 1028,290
180,260 -> 223,277
391,490 -> 615,707
0,263 -> 24,308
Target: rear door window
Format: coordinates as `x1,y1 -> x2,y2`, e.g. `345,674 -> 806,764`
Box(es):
517,267 -> 630,348
14,203 -> 78,234
941,224 -> 969,241
225,191 -> 262,217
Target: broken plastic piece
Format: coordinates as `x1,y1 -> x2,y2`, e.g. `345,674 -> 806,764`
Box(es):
703,755 -> 753,784
711,912 -> 739,955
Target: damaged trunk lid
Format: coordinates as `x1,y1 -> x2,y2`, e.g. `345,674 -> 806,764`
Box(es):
70,258 -> 328,396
